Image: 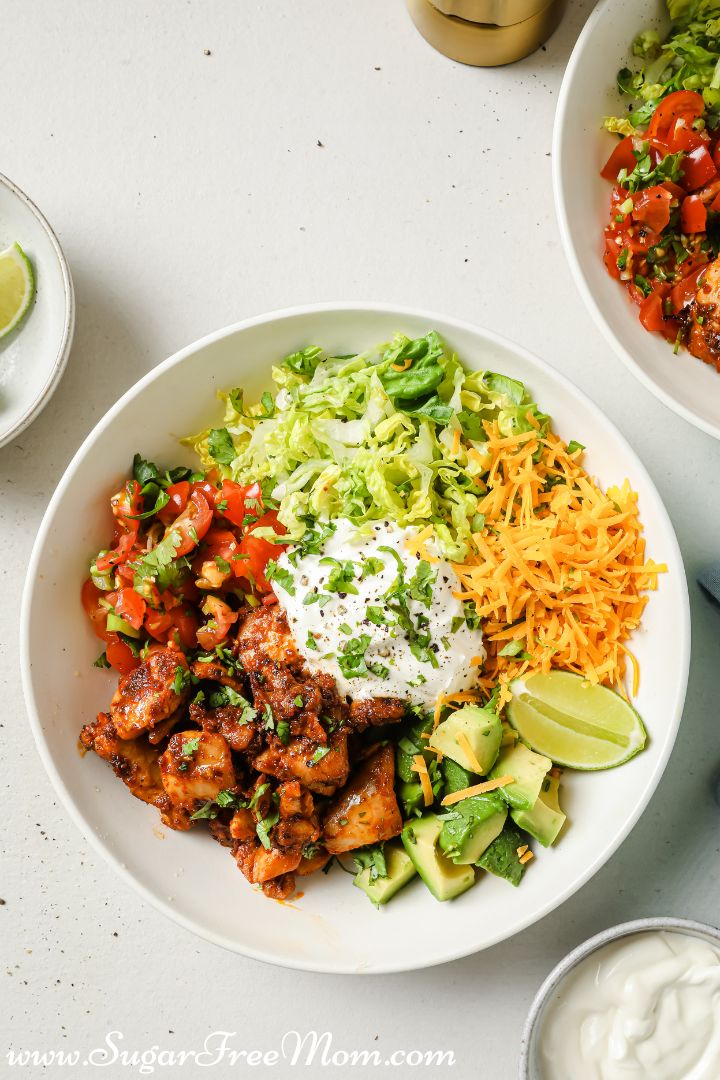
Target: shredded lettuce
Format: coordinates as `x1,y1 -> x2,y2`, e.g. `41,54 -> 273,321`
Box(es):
608,1 -> 720,131
186,332 -> 548,562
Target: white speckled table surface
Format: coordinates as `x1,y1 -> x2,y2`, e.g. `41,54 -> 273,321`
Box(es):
2,2 -> 720,1077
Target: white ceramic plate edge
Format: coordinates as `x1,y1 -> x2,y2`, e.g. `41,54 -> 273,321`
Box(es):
20,302 -> 691,972
552,2 -> 720,442
0,172 -> 75,448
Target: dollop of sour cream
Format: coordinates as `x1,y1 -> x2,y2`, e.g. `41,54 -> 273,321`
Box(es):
539,931 -> 720,1080
272,519 -> 485,708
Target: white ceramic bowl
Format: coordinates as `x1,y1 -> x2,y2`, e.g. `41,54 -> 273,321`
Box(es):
554,0 -> 720,441
20,303 -> 689,973
519,916 -> 720,1078
0,173 -> 74,448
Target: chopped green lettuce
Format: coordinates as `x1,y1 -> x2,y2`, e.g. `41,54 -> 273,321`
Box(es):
187,332 -> 547,562
610,1 -> 720,130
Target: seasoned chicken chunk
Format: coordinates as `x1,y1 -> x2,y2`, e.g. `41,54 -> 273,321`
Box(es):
80,713 -> 190,830
110,648 -> 190,740
190,700 -> 259,754
160,730 -> 236,808
254,732 -> 349,795
322,744 -> 402,854
689,258 -> 720,371
235,605 -> 346,743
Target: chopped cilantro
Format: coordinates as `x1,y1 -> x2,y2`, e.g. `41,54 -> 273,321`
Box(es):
214,555 -> 231,574
181,736 -> 200,757
207,427 -> 235,465
360,556 -> 384,579
319,557 -> 358,595
354,844 -> 387,882
172,665 -> 191,695
93,651 -> 110,669
305,631 -> 319,650
264,560 -> 295,595
276,720 -> 291,745
308,745 -> 331,767
293,695 -> 304,708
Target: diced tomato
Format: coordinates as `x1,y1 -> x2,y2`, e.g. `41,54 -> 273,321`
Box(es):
668,118 -> 706,154
110,480 -> 143,534
198,527 -> 240,567
157,481 -> 189,525
169,606 -> 200,650
191,479 -> 218,505
262,592 -> 279,606
113,587 -> 146,630
680,146 -> 717,192
196,596 -> 238,650
236,510 -> 287,592
95,529 -> 138,573
600,136 -> 638,181
632,186 -> 673,232
680,194 -> 707,233
671,265 -> 707,313
603,236 -> 623,280
81,579 -> 110,641
638,292 -> 677,341
647,90 -> 705,140
710,189 -> 720,212
214,480 -> 263,528
105,633 -> 140,675
167,489 -> 213,556
145,609 -> 174,640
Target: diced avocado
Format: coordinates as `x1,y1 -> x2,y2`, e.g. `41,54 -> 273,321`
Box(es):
106,612 -> 141,639
490,741 -> 552,811
438,793 -> 508,865
477,824 -> 528,886
429,704 -> 501,775
511,772 -> 566,847
401,814 -> 475,902
353,842 -> 417,906
441,757 -> 474,795
398,780 -> 425,819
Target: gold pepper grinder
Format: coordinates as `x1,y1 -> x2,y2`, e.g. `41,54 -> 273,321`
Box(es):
406,0 -> 566,66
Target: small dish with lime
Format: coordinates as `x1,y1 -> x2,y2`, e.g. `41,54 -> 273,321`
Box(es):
0,172 -> 74,449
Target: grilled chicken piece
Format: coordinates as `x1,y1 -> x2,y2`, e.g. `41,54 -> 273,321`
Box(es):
322,744 -> 402,854
80,713 -> 191,830
110,648 -> 190,740
689,258 -> 720,370
296,846 -> 332,876
160,730 -> 236,808
254,732 -> 349,795
234,839 -> 302,886
348,697 -> 406,730
190,701 -> 259,754
190,659 -> 246,693
235,605 -> 346,743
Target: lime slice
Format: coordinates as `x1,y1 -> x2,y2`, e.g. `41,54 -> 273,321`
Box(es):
0,242 -> 35,339
506,671 -> 646,770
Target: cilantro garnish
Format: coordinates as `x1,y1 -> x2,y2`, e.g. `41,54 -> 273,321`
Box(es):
265,560 -> 295,595
354,844 -> 388,882
207,427 -> 236,465
172,665 -> 191,695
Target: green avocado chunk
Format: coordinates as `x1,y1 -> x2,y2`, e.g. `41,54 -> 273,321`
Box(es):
353,842 -> 417,907
441,757 -> 474,795
438,793 -> 508,865
477,824 -> 528,887
511,772 -> 566,847
401,814 -> 475,902
490,741 -> 552,811
429,704 -> 501,774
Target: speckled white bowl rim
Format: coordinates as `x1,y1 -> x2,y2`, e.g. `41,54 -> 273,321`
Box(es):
0,172 -> 75,448
519,916 -> 720,1078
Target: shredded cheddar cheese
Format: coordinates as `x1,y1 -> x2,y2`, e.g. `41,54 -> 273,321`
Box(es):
456,731 -> 485,774
404,524 -> 439,565
411,754 -> 434,807
519,850 -> 534,865
452,422 -> 665,706
441,775 -> 514,806
391,356 -> 414,372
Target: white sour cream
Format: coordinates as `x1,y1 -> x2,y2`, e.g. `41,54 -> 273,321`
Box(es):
539,931 -> 720,1080
273,519 -> 485,707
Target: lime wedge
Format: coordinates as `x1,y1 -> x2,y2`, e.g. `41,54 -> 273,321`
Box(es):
506,671 -> 646,770
0,242 -> 35,339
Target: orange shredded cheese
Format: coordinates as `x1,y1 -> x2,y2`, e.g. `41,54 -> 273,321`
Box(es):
411,755 -> 434,807
456,731 -> 484,774
441,775 -> 514,806
517,844 -> 529,857
451,422 -> 665,706
519,850 -> 534,865
451,427 -> 461,455
391,356 -> 413,372
404,524 -> 440,565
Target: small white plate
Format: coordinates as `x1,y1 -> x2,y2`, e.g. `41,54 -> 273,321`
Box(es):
0,173 -> 74,448
20,304 -> 689,973
553,0 -> 720,441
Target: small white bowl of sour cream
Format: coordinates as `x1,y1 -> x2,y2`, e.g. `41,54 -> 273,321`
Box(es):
520,917 -> 720,1080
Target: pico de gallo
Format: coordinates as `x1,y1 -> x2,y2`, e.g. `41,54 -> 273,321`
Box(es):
82,454 -> 285,675
602,88 -> 720,368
